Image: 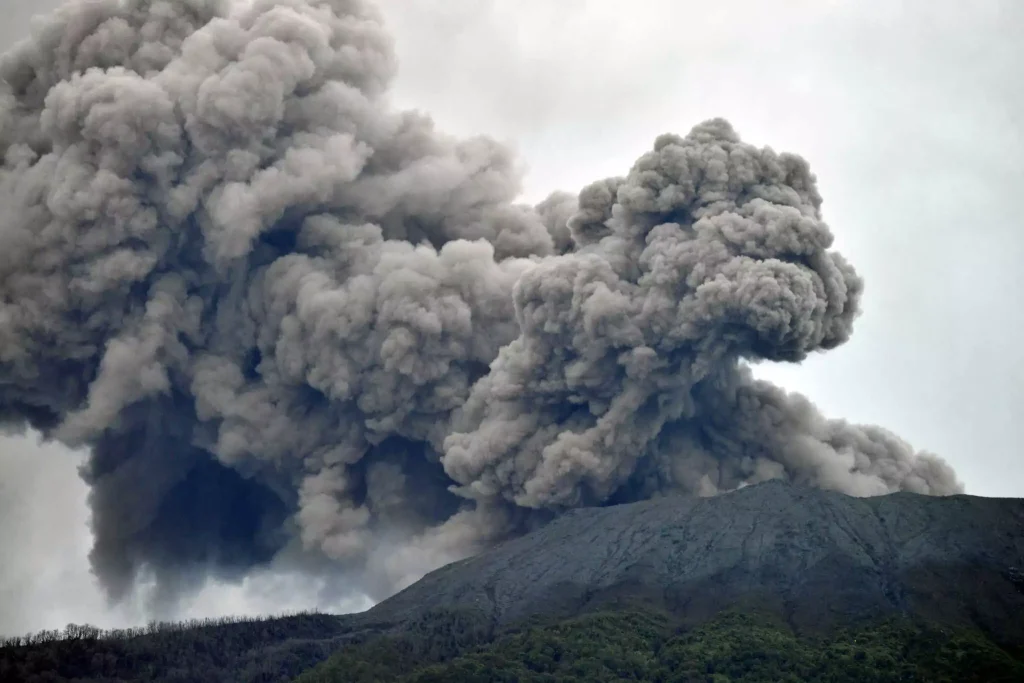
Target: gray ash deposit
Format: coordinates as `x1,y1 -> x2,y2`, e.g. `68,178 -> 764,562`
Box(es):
372,481 -> 1024,638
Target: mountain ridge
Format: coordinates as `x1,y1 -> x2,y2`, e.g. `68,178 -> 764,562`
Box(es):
368,480 -> 1024,639
4,480 -> 1024,682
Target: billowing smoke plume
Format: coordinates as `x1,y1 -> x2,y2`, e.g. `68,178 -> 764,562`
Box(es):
0,0 -> 960,606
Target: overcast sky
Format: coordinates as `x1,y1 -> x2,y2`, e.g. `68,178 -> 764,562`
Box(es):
1,0 -> 1022,636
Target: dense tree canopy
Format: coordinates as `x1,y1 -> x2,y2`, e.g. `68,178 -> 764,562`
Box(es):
4,606 -> 1023,682
297,609 -> 1024,683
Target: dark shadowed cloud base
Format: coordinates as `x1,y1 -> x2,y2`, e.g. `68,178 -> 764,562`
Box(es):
0,0 -> 960,612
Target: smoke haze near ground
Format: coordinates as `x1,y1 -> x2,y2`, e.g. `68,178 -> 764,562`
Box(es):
0,0 -> 961,615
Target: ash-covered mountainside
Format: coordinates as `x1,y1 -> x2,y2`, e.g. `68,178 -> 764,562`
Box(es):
370,480 -> 1024,638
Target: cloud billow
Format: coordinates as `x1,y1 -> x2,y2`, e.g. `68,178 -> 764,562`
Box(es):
0,0 -> 960,606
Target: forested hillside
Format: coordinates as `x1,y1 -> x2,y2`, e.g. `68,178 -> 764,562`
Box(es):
297,609 -> 1024,683
5,606 -> 1024,682
0,611 -> 354,682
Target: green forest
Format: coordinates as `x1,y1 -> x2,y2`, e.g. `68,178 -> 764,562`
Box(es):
5,606 -> 1023,682
298,609 -> 1024,683
0,611 -> 352,682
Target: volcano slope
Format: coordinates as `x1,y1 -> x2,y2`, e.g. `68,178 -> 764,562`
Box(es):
5,480 -> 1024,682
368,479 -> 1024,638
288,480 -> 1024,682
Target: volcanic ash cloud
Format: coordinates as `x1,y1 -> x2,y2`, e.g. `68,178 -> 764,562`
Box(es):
0,0 -> 961,605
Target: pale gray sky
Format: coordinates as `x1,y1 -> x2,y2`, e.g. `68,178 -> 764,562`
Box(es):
1,0 -> 1022,636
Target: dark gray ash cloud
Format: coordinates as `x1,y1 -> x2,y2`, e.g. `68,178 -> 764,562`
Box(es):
0,0 -> 961,608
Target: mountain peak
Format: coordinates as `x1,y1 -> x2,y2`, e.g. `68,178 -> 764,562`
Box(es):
371,483 -> 1024,638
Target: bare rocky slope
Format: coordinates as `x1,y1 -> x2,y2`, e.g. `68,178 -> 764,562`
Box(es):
368,480 -> 1024,641
6,480 -> 1024,682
